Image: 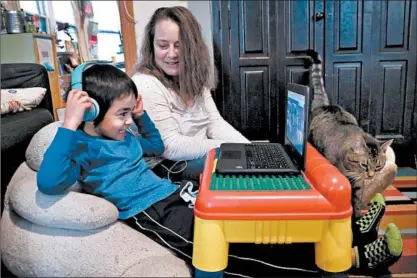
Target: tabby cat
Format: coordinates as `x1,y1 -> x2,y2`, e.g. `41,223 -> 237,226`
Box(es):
301,50 -> 397,217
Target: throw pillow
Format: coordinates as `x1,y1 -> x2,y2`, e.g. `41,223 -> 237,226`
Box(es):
7,87 -> 46,109
1,89 -> 25,115
1,87 -> 47,116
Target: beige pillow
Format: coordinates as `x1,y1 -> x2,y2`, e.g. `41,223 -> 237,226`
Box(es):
1,90 -> 25,115
1,87 -> 46,113
8,163 -> 119,230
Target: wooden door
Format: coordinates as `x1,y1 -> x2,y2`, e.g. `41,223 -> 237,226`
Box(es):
213,1 -> 279,141
368,0 -> 416,144
323,0 -> 373,130
275,0 -> 324,141
229,0 -> 278,140
212,0 -> 321,141
324,0 -> 416,145
212,0 -> 416,148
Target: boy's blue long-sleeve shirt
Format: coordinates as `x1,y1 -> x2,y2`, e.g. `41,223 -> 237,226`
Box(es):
37,112 -> 178,220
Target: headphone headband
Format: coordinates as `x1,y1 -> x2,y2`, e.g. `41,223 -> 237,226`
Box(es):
71,62 -> 95,90
70,62 -> 100,121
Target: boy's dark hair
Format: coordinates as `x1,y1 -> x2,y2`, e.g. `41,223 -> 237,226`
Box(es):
82,64 -> 138,126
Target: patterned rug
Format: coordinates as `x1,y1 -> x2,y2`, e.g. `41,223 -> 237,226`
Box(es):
381,167 -> 417,275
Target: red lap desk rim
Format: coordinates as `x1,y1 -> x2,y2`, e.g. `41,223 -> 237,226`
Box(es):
194,143 -> 352,221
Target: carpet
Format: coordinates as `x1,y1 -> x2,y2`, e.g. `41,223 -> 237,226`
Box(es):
382,167 -> 417,275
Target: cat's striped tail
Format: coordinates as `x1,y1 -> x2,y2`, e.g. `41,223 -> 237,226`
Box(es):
304,50 -> 329,110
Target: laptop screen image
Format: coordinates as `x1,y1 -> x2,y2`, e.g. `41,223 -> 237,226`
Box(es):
286,90 -> 306,157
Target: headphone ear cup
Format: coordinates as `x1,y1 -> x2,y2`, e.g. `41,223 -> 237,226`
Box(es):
83,98 -> 100,122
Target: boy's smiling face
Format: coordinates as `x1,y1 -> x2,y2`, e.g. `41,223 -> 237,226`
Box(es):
96,93 -> 136,140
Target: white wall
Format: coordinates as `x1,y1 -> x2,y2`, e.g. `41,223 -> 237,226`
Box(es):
133,1 -> 214,66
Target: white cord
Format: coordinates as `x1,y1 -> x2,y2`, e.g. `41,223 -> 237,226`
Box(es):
158,160 -> 188,181
140,211 -> 318,274
125,127 -> 187,181
228,255 -> 318,273
123,0 -> 138,24
179,181 -> 198,208
133,215 -> 251,277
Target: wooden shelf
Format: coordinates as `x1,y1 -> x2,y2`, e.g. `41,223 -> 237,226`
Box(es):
31,33 -> 65,120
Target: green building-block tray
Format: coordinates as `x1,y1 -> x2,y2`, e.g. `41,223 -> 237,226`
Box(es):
209,173 -> 311,191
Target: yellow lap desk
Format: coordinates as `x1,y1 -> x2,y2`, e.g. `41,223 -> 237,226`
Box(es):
192,144 -> 352,275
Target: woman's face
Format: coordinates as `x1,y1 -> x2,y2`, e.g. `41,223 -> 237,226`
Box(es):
153,19 -> 180,76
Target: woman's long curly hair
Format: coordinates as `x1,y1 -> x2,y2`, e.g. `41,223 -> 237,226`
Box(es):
134,6 -> 217,99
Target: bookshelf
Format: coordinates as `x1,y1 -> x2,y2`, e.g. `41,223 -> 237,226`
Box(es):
0,32 -> 65,120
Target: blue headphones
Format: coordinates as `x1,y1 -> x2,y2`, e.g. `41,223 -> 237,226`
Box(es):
71,62 -> 100,121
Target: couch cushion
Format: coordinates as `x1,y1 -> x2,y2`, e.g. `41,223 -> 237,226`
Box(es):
26,121 -> 62,171
1,108 -> 53,152
0,208 -> 190,277
8,163 -> 119,230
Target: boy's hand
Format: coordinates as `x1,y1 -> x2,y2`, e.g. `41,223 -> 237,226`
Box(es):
62,90 -> 92,131
133,94 -> 144,118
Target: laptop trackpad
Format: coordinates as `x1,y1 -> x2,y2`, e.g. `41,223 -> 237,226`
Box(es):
220,150 -> 241,159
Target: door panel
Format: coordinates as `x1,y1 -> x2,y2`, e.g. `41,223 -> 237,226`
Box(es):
377,62 -> 407,135
380,0 -> 411,52
334,0 -> 363,53
332,63 -> 362,116
240,1 -> 266,56
276,0 -> 321,141
229,0 -> 277,140
369,0 -> 416,140
286,66 -> 310,85
240,67 -> 270,135
288,1 -> 313,52
324,0 -> 372,130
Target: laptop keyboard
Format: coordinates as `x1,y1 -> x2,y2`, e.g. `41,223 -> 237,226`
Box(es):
245,144 -> 290,169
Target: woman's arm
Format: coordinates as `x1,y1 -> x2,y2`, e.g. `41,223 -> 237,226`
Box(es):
133,75 -> 224,161
134,111 -> 165,156
203,89 -> 251,143
37,127 -> 82,195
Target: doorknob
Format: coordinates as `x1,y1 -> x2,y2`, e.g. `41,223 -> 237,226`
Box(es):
314,12 -> 324,21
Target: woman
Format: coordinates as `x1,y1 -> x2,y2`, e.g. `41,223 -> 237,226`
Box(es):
132,6 -> 250,180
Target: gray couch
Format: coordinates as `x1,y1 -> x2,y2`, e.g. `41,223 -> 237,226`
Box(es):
1,63 -> 54,213
0,121 -> 191,277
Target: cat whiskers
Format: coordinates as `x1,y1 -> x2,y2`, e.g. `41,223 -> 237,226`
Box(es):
345,171 -> 363,184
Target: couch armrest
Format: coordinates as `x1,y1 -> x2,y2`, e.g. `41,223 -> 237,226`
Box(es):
7,163 -> 119,230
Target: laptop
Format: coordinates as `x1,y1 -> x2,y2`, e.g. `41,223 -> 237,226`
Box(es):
215,83 -> 310,175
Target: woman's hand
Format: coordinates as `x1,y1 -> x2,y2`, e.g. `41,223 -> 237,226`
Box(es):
133,94 -> 144,118
62,89 -> 92,131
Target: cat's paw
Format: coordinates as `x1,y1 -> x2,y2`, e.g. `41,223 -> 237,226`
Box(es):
381,161 -> 398,182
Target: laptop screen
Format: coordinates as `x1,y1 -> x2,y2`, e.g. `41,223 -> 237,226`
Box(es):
286,90 -> 306,156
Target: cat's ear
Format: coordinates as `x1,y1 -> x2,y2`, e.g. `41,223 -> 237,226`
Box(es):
380,139 -> 394,153
350,136 -> 368,154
